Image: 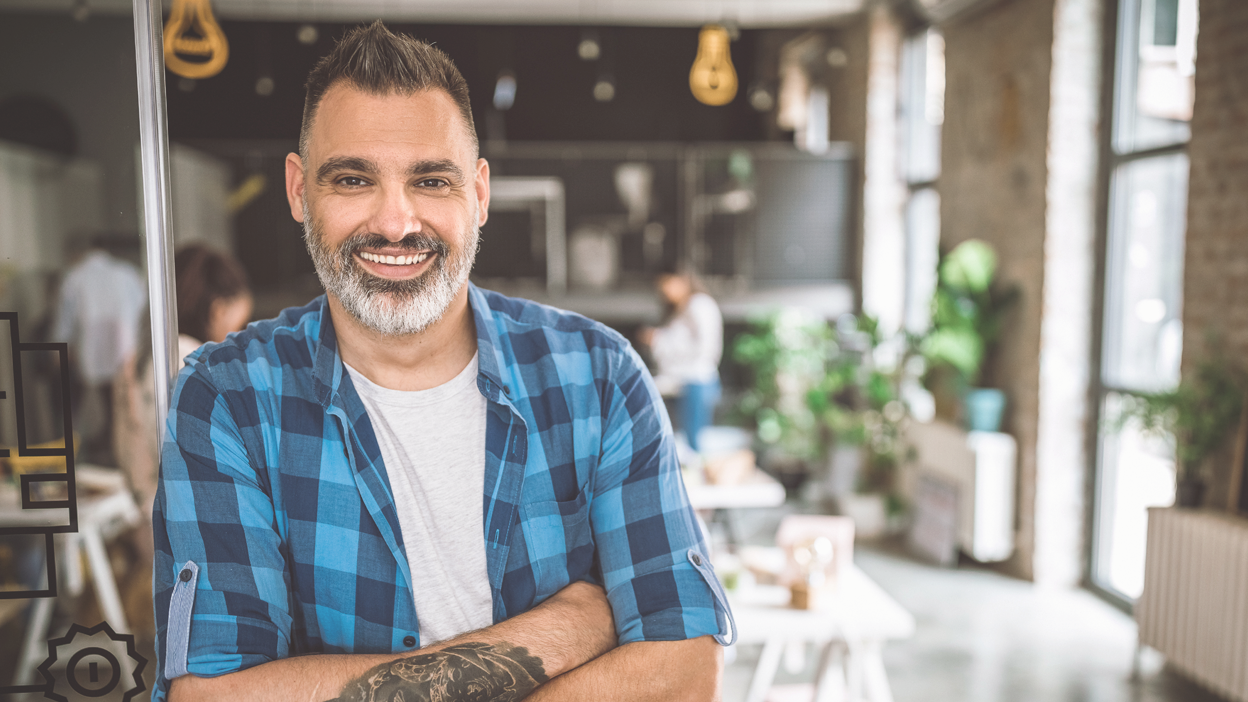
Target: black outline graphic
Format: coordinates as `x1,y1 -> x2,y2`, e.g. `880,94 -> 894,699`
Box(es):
0,312 -> 80,698
37,621 -> 147,702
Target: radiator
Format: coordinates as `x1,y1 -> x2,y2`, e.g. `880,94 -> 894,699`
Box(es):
1137,507 -> 1248,700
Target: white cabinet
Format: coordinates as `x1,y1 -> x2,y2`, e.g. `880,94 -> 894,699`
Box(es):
906,420 -> 1017,562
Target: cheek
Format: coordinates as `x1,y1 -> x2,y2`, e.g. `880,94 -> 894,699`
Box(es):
310,195 -> 368,242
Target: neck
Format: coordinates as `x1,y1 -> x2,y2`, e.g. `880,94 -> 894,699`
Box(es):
329,284 -> 477,391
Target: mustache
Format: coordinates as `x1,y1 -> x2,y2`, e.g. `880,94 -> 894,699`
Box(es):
338,233 -> 450,259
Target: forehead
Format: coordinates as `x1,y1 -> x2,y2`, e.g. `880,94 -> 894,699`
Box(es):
307,83 -> 474,166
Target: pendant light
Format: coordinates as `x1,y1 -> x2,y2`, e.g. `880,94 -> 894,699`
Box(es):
164,0 -> 229,80
689,25 -> 738,106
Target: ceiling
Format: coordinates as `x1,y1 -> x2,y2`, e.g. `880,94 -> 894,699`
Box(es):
0,0 -> 865,26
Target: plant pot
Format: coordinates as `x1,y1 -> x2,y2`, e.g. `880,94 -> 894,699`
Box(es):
964,387 -> 1007,432
1175,478 -> 1206,508
825,444 -> 864,500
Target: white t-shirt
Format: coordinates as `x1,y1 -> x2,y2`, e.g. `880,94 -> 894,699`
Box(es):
344,353 -> 493,646
651,292 -> 724,386
52,250 -> 147,383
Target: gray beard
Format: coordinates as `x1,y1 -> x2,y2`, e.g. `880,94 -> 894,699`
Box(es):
302,198 -> 479,336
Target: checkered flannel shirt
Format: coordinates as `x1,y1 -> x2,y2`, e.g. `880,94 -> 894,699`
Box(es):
151,284 -> 734,700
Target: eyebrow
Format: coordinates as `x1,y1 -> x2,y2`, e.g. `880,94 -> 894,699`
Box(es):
407,159 -> 465,182
316,156 -> 378,184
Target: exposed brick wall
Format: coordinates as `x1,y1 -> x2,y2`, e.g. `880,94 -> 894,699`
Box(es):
1182,0 -> 1248,508
941,0 -> 1058,581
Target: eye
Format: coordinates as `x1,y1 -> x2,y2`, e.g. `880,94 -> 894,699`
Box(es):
336,176 -> 368,188
416,178 -> 449,188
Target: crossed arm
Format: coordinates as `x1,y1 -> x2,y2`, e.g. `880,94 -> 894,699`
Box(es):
168,581 -> 721,702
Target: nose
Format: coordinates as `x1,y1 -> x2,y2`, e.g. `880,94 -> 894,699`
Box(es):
370,180 -> 422,242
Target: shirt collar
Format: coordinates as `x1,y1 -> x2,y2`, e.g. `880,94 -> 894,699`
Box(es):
311,283 -> 508,409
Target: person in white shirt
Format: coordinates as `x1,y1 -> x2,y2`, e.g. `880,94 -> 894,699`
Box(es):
639,272 -> 723,452
52,242 -> 147,463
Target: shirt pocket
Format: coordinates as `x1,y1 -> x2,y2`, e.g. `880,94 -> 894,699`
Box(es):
522,486 -> 594,599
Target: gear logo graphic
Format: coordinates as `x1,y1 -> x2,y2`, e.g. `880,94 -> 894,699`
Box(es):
37,622 -> 147,702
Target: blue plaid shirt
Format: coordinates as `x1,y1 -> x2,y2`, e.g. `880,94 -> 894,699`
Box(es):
152,284 -> 734,699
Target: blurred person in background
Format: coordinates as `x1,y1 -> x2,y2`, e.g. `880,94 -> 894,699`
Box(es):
112,244 -> 251,626
639,271 -> 723,453
51,234 -> 147,464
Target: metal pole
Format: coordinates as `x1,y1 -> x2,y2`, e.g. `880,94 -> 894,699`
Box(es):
132,0 -> 179,446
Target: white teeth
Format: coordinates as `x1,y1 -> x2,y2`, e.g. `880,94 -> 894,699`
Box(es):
360,251 -> 432,265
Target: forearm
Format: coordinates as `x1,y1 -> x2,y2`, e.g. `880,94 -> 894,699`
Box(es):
523,636 -> 723,702
169,581 -> 616,702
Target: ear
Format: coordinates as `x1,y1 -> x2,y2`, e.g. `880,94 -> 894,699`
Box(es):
475,158 -> 491,227
285,152 -> 307,223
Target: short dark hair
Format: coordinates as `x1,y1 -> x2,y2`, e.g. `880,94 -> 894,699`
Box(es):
175,245 -> 250,343
300,21 -> 477,159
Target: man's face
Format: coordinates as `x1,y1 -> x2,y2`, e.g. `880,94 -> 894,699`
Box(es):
285,84 -> 489,336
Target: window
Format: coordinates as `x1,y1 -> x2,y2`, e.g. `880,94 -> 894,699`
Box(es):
1091,0 -> 1198,604
899,29 -> 944,335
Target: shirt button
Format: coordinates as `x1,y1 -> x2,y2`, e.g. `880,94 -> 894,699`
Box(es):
503,385 -> 511,396
690,553 -> 703,566
179,568 -> 192,582
403,635 -> 417,647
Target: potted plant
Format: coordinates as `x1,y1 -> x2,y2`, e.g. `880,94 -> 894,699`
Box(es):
920,239 -> 1019,432
810,315 -> 913,535
733,309 -> 833,495
1116,355 -> 1245,508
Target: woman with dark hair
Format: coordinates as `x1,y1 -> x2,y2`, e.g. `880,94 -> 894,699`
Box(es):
638,271 -> 723,453
174,244 -> 254,348
112,245 -> 252,619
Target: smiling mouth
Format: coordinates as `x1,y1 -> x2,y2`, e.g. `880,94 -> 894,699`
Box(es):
358,251 -> 433,266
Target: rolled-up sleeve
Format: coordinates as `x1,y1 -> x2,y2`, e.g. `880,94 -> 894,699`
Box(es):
590,345 -> 735,646
152,362 -> 292,700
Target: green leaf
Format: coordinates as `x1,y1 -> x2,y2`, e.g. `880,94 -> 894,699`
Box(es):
941,240 -> 997,293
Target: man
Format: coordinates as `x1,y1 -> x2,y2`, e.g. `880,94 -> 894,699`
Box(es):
153,21 -> 733,702
52,236 -> 147,463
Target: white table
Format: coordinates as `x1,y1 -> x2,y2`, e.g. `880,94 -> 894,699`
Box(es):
685,470 -> 787,547
730,564 -> 915,702
685,470 -> 787,511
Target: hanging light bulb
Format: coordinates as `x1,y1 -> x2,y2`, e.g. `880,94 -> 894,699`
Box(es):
164,0 -> 229,80
689,25 -> 738,106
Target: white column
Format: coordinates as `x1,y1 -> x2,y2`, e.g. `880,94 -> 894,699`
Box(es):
1034,0 -> 1103,586
861,6 -> 907,337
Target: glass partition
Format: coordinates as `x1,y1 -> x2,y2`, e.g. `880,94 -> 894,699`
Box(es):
0,4 -> 170,697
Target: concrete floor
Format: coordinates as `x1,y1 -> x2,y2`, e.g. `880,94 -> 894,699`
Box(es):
720,508 -> 1225,702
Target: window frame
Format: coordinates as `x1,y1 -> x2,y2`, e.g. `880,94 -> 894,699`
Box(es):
1086,0 -> 1194,612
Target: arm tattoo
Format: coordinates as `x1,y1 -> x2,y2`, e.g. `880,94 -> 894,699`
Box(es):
326,642 -> 549,702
